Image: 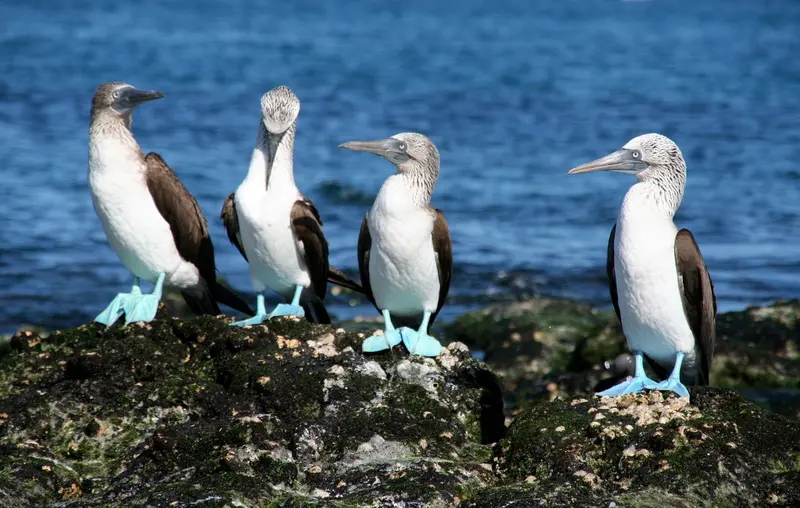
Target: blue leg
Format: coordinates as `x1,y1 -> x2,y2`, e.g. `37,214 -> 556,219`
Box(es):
362,309 -> 403,353
596,351 -> 658,397
400,312 -> 443,357
95,276 -> 142,326
230,294 -> 268,327
123,273 -> 165,325
653,352 -> 690,398
267,285 -> 306,320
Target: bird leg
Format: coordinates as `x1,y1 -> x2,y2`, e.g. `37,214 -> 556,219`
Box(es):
400,311 -> 443,357
362,309 -> 403,353
229,294 -> 269,327
122,273 -> 165,325
653,352 -> 690,398
596,350 -> 658,397
94,275 -> 144,327
267,284 -> 306,320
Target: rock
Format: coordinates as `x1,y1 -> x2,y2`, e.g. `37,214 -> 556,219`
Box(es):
0,310 -> 503,506
443,298 -> 800,418
465,388 -> 800,507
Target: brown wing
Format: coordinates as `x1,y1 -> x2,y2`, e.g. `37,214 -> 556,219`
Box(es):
675,229 -> 716,385
144,152 -> 216,285
220,192 -> 247,262
291,198 -> 329,300
429,208 -> 452,325
606,224 -> 622,325
357,214 -> 377,309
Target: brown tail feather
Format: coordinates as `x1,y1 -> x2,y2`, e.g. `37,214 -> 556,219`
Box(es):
211,279 -> 254,316
327,266 -> 363,293
301,292 -> 331,324
182,288 -> 221,316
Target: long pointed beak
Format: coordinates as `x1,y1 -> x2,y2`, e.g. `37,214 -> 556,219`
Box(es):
567,149 -> 648,175
339,139 -> 396,156
339,138 -> 409,165
127,89 -> 165,105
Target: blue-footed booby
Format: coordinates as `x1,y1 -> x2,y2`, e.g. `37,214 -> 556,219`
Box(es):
221,86 -> 362,326
568,133 -> 716,398
88,82 -> 253,326
339,133 -> 452,357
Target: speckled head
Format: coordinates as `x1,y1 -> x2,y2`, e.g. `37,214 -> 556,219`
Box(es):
91,82 -> 164,117
339,132 -> 439,174
567,133 -> 686,181
260,86 -> 300,134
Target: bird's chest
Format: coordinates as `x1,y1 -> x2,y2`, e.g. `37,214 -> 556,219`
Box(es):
235,183 -> 306,289
614,202 -> 695,359
367,191 -> 440,313
88,157 -> 177,279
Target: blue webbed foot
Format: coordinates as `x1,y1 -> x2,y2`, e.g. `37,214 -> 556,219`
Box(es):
268,303 -> 305,320
596,375 -> 658,397
123,294 -> 161,325
401,327 -> 443,357
362,328 -> 403,353
654,377 -> 690,398
230,313 -> 269,327
94,292 -> 131,326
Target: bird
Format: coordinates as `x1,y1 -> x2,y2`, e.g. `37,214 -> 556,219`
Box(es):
339,133 -> 452,357
568,133 -> 716,398
221,86 -> 361,326
88,82 -> 253,326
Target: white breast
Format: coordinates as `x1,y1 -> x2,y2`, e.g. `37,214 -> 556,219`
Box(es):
88,137 -> 200,290
614,183 -> 696,367
368,175 -> 440,316
235,173 -> 310,297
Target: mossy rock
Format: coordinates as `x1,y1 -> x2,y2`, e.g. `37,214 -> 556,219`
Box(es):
486,388 -> 800,507
0,310 -> 503,506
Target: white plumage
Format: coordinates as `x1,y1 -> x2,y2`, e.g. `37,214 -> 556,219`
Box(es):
234,133 -> 310,299
88,135 -> 200,291
615,181 -> 698,370
367,175 -> 441,315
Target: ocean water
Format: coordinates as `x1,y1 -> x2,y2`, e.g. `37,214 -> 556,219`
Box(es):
1,0 -> 799,333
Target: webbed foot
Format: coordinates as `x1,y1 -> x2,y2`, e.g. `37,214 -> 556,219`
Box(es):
94,292 -> 132,326
653,377 -> 690,398
401,327 -> 443,357
268,303 -> 305,320
123,294 -> 161,325
596,375 -> 658,397
230,294 -> 269,327
362,328 -> 403,353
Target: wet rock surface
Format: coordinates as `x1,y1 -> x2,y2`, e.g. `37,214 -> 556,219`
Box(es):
0,311 -> 502,506
444,298 -> 800,418
2,299 -> 799,506
467,389 -> 800,508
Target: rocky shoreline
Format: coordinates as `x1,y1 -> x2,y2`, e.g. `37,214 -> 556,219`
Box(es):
1,298 -> 798,506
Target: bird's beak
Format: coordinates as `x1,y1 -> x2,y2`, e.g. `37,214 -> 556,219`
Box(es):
339,138 -> 409,165
127,89 -> 165,105
567,149 -> 648,175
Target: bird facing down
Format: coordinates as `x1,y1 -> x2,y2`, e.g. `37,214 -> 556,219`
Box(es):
568,133 -> 716,398
88,82 -> 253,326
339,133 -> 452,357
221,85 -> 362,326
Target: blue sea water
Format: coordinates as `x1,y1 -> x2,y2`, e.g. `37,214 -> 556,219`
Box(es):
1,0 -> 799,333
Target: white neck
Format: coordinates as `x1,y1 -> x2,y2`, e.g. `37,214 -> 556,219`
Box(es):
88,112 -> 144,177
244,123 -> 297,192
622,180 -> 680,220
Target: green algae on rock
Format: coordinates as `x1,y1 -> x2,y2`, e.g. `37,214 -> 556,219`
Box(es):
471,388 -> 800,508
0,310 -> 503,507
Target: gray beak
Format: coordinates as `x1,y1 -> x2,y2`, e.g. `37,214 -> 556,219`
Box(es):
339,138 -> 409,165
126,89 -> 165,106
567,149 -> 648,175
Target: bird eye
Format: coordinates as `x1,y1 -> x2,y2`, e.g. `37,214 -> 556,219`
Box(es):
398,143 -> 406,150
112,90 -> 120,99
632,150 -> 640,158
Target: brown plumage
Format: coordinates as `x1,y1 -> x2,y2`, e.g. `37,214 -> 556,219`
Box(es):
145,154 -> 253,316
220,193 -> 363,324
